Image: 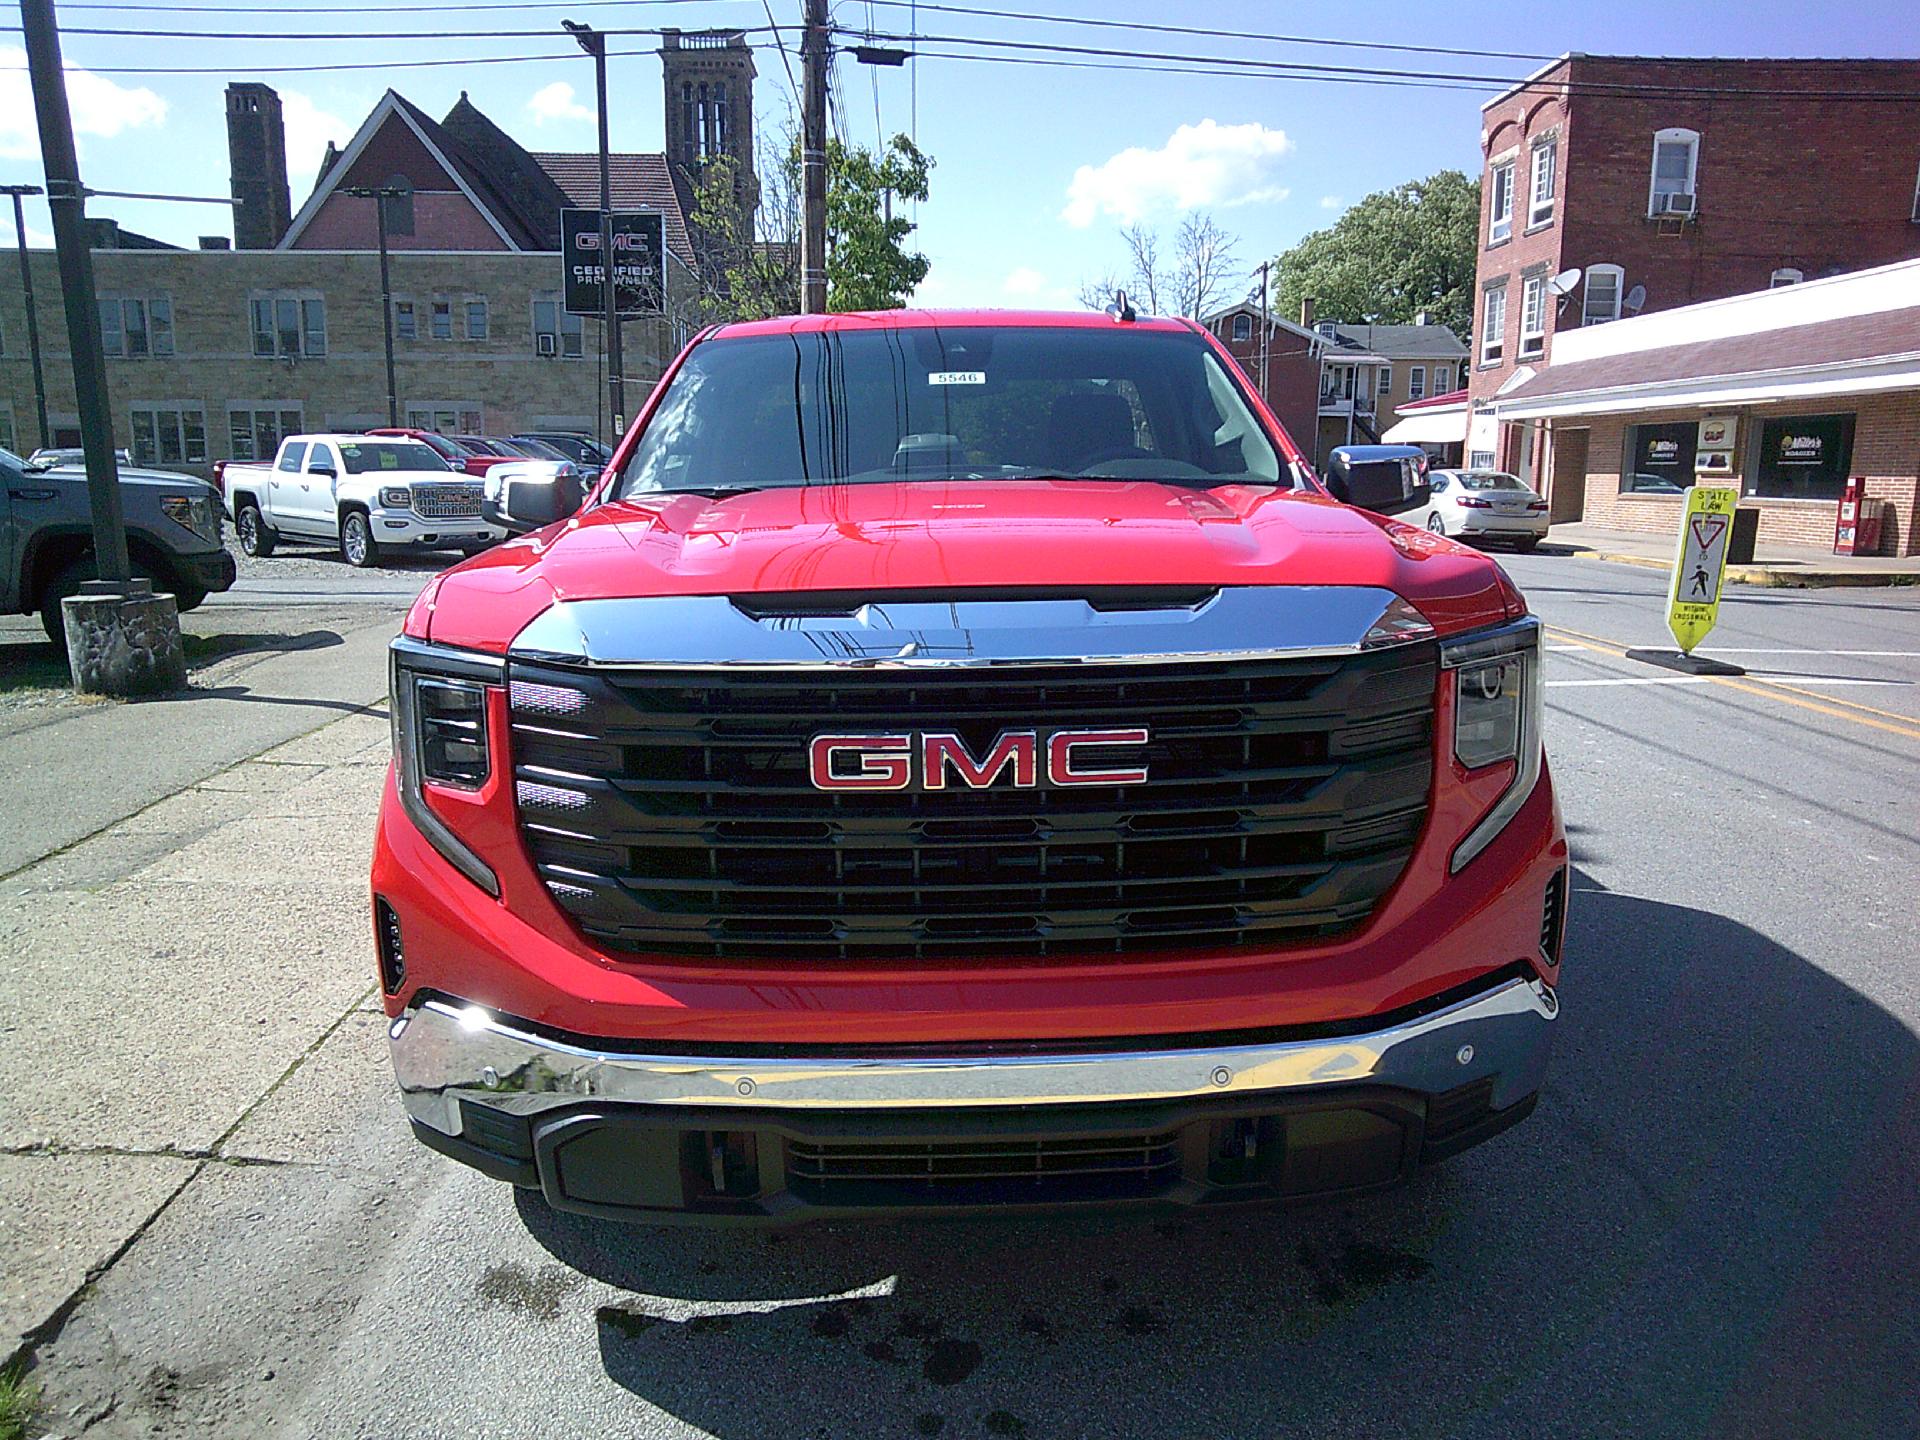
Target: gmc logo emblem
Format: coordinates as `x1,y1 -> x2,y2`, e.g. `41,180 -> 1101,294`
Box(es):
809,729 -> 1152,791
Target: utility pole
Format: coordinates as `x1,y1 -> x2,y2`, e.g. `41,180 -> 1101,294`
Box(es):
20,0 -> 128,585
1255,259 -> 1271,399
345,185 -> 404,427
564,20 -> 624,437
2,184 -> 51,450
800,0 -> 829,313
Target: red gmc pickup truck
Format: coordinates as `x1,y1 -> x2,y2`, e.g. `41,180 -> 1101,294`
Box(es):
376,309 -> 1566,1223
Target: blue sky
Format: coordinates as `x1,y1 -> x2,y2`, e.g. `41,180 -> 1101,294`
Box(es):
3,0 -> 1915,310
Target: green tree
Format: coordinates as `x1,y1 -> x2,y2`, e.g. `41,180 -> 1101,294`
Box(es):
685,131 -> 932,322
1271,170 -> 1479,340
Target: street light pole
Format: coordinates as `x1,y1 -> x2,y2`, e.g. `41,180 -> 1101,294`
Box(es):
564,20 -> 624,439
2,185 -> 51,450
345,185 -> 403,427
19,0 -> 129,585
800,0 -> 830,313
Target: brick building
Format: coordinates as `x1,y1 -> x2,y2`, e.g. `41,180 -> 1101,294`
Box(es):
0,32 -> 749,470
1202,301 -> 1323,455
1487,256 -> 1920,555
1466,55 -> 1920,513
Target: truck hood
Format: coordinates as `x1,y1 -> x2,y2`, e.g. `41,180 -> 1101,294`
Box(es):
35,462 -> 219,498
416,480 -> 1521,652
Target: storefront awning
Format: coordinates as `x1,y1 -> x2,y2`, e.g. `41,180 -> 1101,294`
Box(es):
1381,405 -> 1467,445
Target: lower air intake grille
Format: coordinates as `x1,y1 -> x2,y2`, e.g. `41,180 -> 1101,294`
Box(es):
1541,867 -> 1568,965
785,1131 -> 1183,1207
509,644 -> 1438,962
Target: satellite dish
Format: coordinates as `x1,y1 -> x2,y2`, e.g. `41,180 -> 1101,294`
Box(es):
1623,285 -> 1647,315
1548,267 -> 1583,297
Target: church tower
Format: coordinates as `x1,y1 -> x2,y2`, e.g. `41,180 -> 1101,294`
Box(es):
659,29 -> 759,222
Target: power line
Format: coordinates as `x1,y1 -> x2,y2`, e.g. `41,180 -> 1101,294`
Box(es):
59,0 -> 745,10
0,45 -> 671,73
0,19 -> 785,39
863,0 -> 1558,65
760,0 -> 801,107
860,28 -> 1920,102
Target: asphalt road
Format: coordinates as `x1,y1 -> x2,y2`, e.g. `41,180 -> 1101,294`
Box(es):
20,551 -> 1920,1440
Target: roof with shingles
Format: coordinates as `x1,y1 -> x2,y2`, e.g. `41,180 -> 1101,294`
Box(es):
1328,323 -> 1467,359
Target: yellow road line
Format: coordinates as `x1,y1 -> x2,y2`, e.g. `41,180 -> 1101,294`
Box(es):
1543,623 -> 1920,743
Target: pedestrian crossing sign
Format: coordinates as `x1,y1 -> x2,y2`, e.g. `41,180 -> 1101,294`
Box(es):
1667,486 -> 1739,653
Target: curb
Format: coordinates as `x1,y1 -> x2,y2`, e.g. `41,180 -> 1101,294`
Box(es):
1580,550 -> 1919,589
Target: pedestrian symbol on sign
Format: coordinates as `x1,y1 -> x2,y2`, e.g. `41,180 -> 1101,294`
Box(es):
1665,488 -> 1738,653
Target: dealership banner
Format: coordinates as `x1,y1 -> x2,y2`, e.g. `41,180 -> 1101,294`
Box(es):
562,208 -> 666,317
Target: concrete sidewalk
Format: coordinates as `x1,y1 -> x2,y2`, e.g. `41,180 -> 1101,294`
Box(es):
0,706 -> 392,1366
1546,522 -> 1919,587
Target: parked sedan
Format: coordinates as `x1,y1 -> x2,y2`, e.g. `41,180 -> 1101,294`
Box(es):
510,431 -> 612,468
1420,469 -> 1549,550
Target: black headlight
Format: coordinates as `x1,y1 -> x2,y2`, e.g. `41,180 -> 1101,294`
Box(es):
390,637 -> 503,895
1441,617 -> 1543,872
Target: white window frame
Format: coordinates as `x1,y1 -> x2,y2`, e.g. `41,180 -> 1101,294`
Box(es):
1488,158 -> 1516,243
1770,267 -> 1804,288
1408,365 -> 1427,401
249,292 -> 325,359
96,293 -> 173,359
405,401 -> 484,435
1647,128 -> 1700,218
128,403 -> 207,466
225,403 -> 304,462
1481,285 -> 1508,365
1528,139 -> 1557,227
531,293 -> 584,359
1377,366 -> 1391,403
1231,313 -> 1252,342
1582,264 -> 1624,326
1431,364 -> 1450,393
1519,274 -> 1547,358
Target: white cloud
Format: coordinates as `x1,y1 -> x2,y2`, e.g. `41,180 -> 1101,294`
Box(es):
1001,266 -> 1048,297
0,46 -> 168,160
1062,120 -> 1294,228
1000,265 -> 1074,308
527,81 -> 593,127
278,89 -> 351,195
1320,194 -> 1344,210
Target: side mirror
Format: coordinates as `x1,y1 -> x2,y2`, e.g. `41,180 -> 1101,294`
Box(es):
308,462 -> 336,479
483,461 -> 585,535
1329,459 -> 1430,516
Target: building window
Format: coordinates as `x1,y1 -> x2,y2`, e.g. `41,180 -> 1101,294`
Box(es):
1622,422 -> 1698,494
1528,140 -> 1556,226
406,403 -> 483,435
1770,268 -> 1804,288
1408,365 -> 1427,401
250,295 -> 325,358
1431,364 -> 1450,393
465,299 -> 489,340
1648,128 -> 1699,217
1231,313 -> 1252,342
96,295 -> 172,358
1481,285 -> 1507,365
532,296 -> 584,358
394,300 -> 416,341
129,405 -> 206,466
227,405 -> 303,461
1377,366 -> 1390,401
714,82 -> 728,149
1752,413 -> 1854,501
1488,158 -> 1515,242
431,300 -> 453,340
1519,274 -> 1547,358
1583,264 -> 1624,326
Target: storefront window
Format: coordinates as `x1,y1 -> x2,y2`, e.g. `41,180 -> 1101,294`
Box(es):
1750,413 -> 1854,501
1622,422 -> 1697,493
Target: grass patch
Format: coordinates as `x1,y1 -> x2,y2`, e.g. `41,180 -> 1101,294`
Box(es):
0,1361 -> 37,1440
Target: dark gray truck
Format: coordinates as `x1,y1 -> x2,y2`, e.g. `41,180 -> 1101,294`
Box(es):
1,446 -> 236,642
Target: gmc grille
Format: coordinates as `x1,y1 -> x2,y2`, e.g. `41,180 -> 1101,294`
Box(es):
413,484 -> 484,520
507,645 -> 1438,962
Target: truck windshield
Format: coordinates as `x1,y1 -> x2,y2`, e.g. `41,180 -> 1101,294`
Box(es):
616,325 -> 1287,497
337,441 -> 449,474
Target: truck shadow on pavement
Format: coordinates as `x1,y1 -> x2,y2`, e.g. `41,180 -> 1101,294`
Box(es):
520,873 -> 1920,1440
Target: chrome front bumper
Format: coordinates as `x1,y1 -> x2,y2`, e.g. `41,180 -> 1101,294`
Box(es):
392,975 -> 1558,1141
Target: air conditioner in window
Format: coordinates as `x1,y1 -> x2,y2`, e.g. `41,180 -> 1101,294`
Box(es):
536,332 -> 558,358
1661,192 -> 1697,216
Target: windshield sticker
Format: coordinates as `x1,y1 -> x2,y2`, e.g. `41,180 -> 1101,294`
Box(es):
928,371 -> 986,386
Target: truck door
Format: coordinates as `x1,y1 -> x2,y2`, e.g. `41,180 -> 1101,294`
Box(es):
266,440 -> 309,534
302,442 -> 342,536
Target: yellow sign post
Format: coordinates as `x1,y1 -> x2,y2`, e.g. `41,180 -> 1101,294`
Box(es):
1666,486 -> 1739,654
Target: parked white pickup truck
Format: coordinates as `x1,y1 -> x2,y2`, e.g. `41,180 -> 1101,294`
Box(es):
216,434 -> 513,568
